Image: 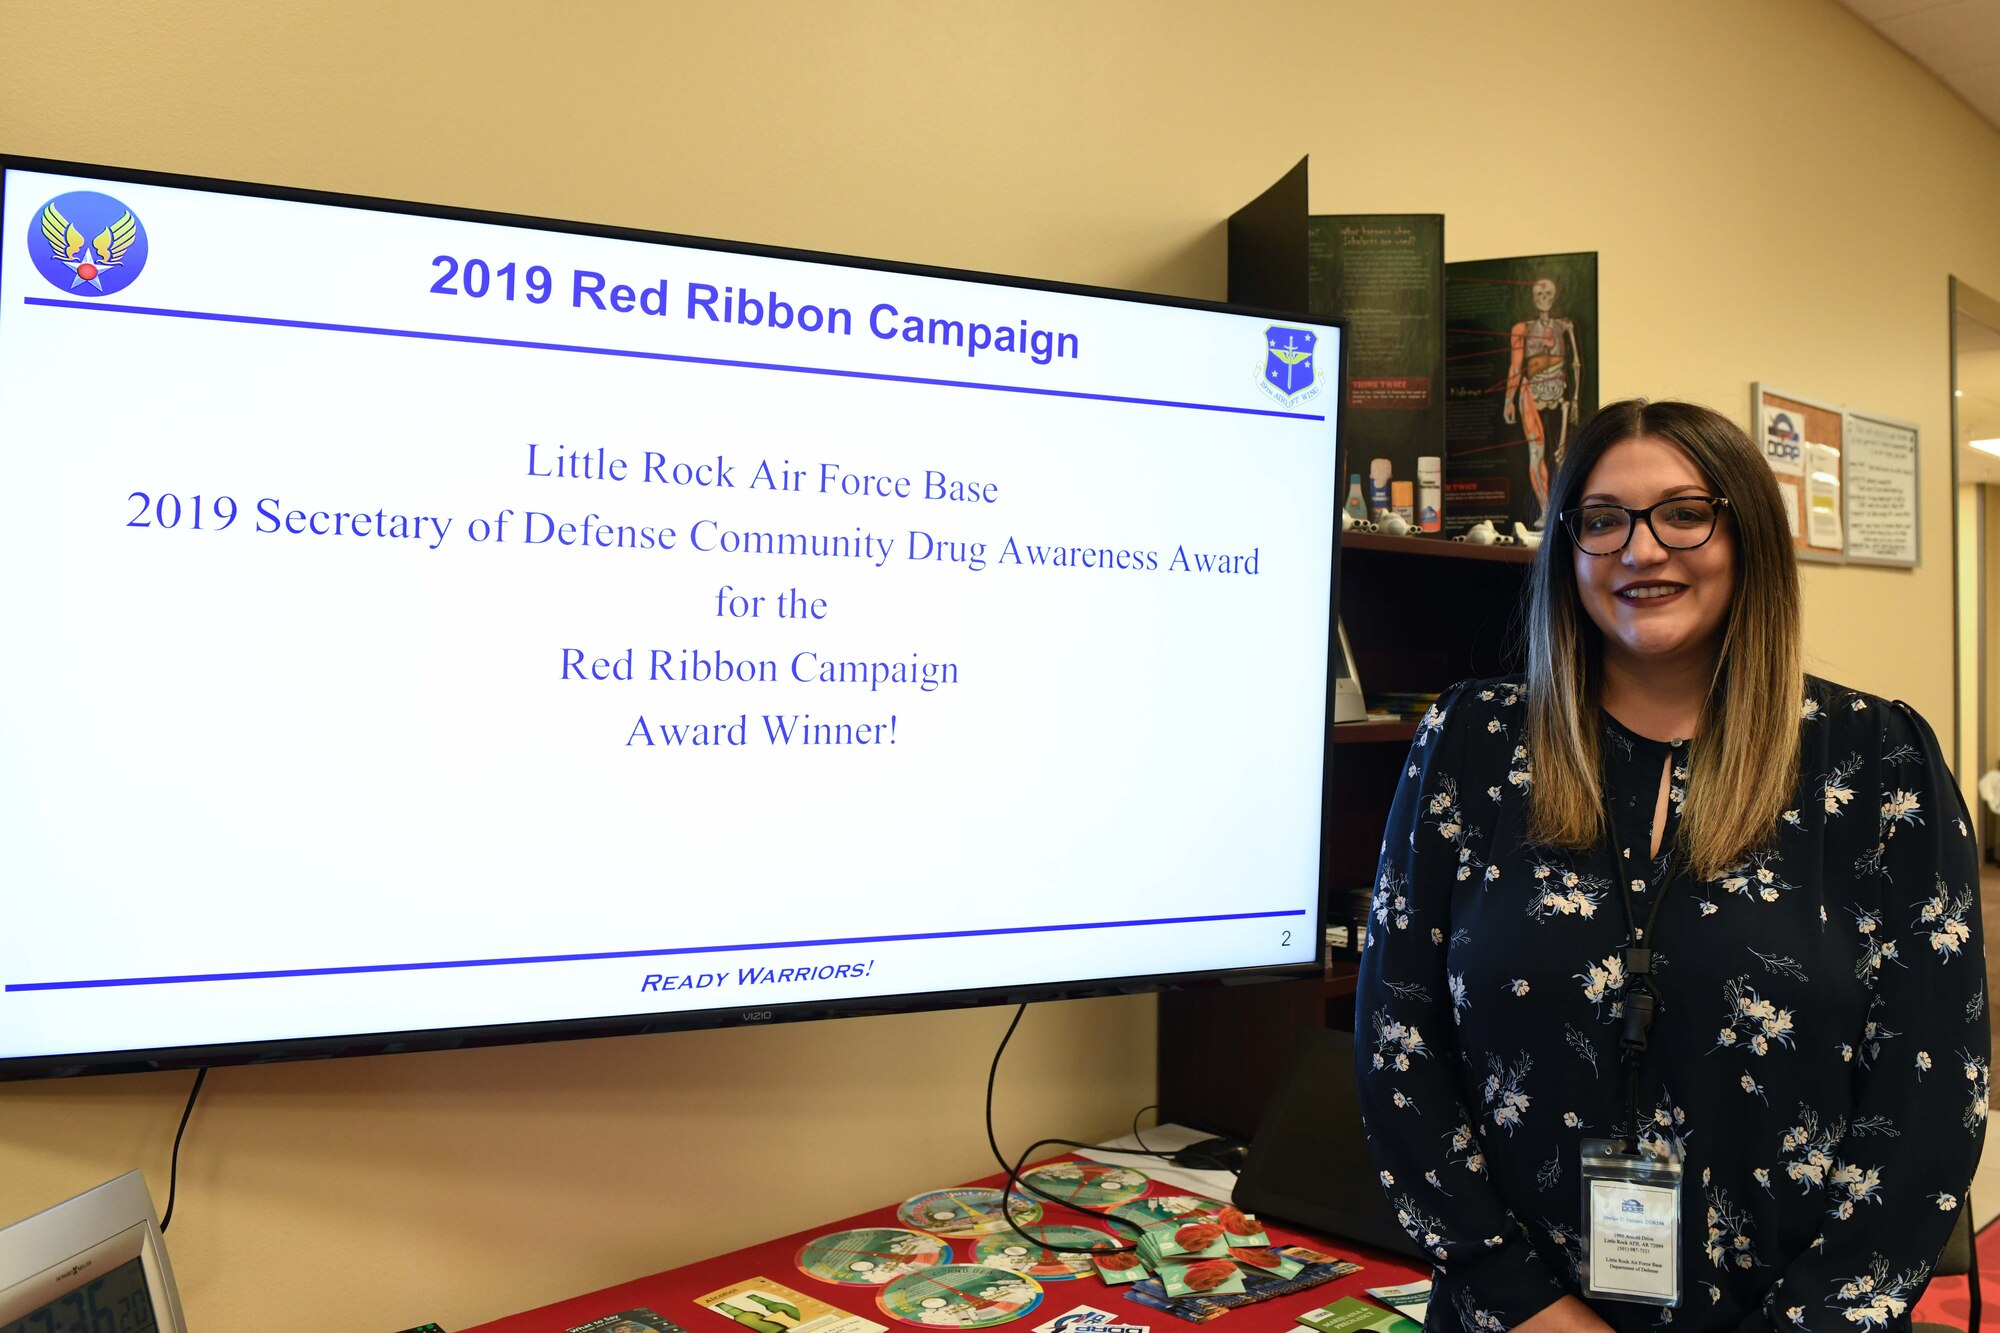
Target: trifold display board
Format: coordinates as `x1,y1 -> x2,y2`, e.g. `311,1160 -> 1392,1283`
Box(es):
0,159 -> 1343,1078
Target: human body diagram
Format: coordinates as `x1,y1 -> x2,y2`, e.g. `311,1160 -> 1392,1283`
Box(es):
1504,278 -> 1584,527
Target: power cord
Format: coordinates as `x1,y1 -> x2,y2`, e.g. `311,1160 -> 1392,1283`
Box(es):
1130,1103 -> 1160,1157
982,1006 -> 1226,1257
159,1067 -> 207,1233
1130,1103 -> 1249,1178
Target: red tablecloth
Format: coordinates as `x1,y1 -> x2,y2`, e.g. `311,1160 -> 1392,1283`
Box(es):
459,1162 -> 1427,1333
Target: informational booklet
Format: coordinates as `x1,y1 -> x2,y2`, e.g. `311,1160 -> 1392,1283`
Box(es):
697,1277 -> 887,1333
567,1310 -> 690,1333
1362,1282 -> 1431,1324
1295,1297 -> 1421,1333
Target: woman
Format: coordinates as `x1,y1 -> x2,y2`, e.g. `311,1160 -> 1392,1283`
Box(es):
1355,400 -> 1986,1333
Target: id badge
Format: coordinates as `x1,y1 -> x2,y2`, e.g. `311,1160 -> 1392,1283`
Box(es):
1579,1138 -> 1681,1307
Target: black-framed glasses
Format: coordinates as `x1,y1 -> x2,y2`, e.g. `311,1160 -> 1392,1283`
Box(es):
1560,495 -> 1730,556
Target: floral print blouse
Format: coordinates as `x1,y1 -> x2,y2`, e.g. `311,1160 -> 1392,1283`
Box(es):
1354,677 -> 1987,1333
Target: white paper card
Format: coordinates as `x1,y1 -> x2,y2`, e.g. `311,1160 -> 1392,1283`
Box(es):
1586,1179 -> 1680,1301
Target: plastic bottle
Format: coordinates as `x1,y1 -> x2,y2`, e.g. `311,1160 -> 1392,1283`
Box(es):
1368,458 -> 1393,518
1417,456 -> 1442,533
1344,474 -> 1369,523
1392,480 -> 1414,523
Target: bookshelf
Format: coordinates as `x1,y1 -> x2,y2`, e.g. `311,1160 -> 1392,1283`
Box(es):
1156,534 -> 1535,1140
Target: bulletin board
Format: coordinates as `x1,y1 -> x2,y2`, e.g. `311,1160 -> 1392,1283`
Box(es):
1752,384 -> 1845,563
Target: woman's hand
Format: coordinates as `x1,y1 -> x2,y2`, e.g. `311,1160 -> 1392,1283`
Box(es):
1512,1295 -> 1614,1333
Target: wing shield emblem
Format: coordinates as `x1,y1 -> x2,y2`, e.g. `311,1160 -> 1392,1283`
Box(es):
1259,326 -> 1321,407
25,191 -> 149,297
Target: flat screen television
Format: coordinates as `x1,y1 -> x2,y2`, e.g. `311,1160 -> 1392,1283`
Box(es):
0,157 -> 1345,1080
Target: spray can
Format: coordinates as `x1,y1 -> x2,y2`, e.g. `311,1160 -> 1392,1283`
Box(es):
1417,456 -> 1442,533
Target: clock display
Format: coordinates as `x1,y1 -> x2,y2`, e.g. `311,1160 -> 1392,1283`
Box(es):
5,1257 -> 156,1333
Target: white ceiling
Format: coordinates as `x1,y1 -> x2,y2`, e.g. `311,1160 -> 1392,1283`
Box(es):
1835,0 -> 2000,131
1837,1 -> 2000,483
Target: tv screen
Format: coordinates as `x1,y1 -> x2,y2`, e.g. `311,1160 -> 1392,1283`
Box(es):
0,158 -> 1343,1079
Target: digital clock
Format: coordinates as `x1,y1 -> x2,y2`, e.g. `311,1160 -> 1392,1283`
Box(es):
3,1255 -> 156,1333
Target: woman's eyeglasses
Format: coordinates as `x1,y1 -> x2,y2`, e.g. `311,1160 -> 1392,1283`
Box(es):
1560,496 -> 1730,556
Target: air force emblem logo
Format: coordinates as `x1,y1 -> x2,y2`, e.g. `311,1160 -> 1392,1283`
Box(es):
28,191 -> 148,297
1259,326 -> 1321,407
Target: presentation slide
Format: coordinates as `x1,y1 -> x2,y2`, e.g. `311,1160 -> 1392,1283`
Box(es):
0,165 -> 1340,1066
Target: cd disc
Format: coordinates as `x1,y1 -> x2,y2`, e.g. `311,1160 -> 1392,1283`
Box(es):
971,1225 -> 1115,1281
797,1228 -> 953,1285
876,1265 -> 1044,1329
896,1189 -> 1043,1238
1018,1163 -> 1150,1212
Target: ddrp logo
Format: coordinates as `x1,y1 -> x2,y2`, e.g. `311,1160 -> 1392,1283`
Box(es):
1765,410 -> 1802,463
28,190 -> 148,297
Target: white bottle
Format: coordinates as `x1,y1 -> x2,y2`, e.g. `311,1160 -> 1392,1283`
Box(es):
1368,457 -> 1394,518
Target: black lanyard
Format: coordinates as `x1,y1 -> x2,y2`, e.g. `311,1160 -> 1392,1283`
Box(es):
1601,807 -> 1685,1155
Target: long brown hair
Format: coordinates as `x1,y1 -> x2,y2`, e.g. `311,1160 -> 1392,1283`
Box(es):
1522,399 -> 1802,879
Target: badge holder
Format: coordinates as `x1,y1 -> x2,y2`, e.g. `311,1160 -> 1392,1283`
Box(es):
1580,829 -> 1686,1312
1579,1139 -> 1681,1306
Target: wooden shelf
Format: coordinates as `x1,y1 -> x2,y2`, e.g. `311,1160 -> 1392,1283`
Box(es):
1331,719 -> 1418,744
1341,529 -> 1537,563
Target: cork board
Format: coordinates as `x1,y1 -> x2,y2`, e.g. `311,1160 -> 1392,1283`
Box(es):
1753,384 -> 1845,562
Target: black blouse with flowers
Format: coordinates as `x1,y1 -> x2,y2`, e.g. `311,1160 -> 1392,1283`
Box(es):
1354,676 -> 1987,1333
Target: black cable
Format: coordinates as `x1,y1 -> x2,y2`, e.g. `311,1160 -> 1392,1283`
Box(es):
1130,1103 -> 1160,1157
983,1005 -> 1028,1184
159,1067 -> 207,1233
982,1007 -> 1207,1257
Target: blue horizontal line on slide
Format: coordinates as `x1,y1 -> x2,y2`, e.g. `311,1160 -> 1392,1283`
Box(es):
23,297 -> 1327,422
5,908 -> 1308,991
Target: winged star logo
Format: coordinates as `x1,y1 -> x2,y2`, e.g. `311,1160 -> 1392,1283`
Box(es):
1258,326 -> 1320,407
27,191 -> 148,297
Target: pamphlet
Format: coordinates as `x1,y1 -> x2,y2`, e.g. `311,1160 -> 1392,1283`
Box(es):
1122,1248 -> 1361,1325
1095,1250 -> 1150,1285
1214,1208 -> 1268,1249
1362,1281 -> 1430,1324
697,1277 -> 888,1333
1155,1260 -> 1245,1299
568,1311 -> 690,1333
1140,1221 -> 1232,1262
1295,1297 -> 1421,1333
1228,1249 -> 1304,1281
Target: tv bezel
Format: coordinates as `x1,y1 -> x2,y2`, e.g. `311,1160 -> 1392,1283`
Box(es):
0,153 -> 1349,1081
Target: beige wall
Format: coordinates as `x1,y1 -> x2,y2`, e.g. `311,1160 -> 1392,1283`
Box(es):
1988,485 -> 2000,783
5,2 -> 2000,1330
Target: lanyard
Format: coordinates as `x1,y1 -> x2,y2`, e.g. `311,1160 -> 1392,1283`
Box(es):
1600,808 -> 1685,1155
